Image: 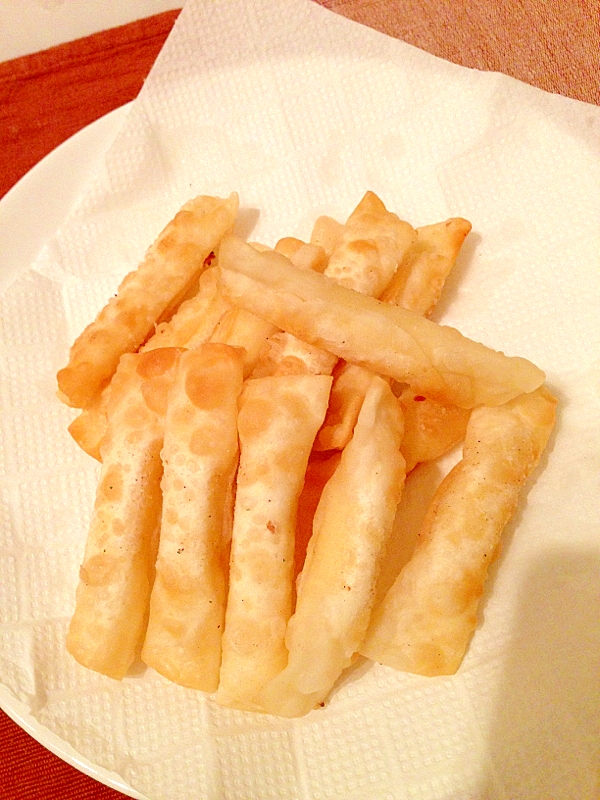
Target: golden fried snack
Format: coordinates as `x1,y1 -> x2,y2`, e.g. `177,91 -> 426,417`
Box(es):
253,194 -> 410,382
251,331 -> 338,378
206,240 -> 282,377
67,387 -> 111,462
66,347 -> 183,679
380,218 -> 472,314
315,217 -> 472,450
293,451 -> 342,585
275,237 -> 328,273
258,376 -> 405,717
360,385 -> 557,676
325,191 -> 416,298
310,215 -> 344,256
398,388 -> 471,473
289,242 -> 328,273
314,361 -> 375,451
57,193 -> 238,408
141,266 -> 232,352
218,236 -> 545,408
274,237 -> 305,260
210,239 -> 328,380
209,307 -> 277,377
216,374 -> 332,712
67,266 -> 233,461
249,240 -> 333,379
142,344 -> 244,691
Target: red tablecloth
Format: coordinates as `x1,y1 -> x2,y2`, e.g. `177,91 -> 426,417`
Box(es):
1,2 -> 598,797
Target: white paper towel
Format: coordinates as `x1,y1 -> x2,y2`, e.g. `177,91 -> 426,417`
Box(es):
1,1 -> 600,798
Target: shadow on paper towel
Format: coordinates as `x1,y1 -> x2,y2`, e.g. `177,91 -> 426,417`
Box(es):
481,548 -> 600,800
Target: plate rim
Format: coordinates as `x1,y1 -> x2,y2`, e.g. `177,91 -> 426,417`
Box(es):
0,102 -> 131,293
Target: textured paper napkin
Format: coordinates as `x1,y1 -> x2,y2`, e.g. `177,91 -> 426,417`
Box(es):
1,1 -> 600,798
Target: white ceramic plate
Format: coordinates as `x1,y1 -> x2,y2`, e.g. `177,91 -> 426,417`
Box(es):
0,2 -> 181,62
0,104 -> 129,293
0,102 -> 147,800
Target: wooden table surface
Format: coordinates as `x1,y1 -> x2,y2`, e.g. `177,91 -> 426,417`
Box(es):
1,1 -> 598,797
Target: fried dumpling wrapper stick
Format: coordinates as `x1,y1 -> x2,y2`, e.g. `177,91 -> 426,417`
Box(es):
209,307 -> 278,377
360,385 -> 557,677
398,387 -> 471,473
314,360 -> 376,451
252,193 -> 412,380
380,217 -> 472,314
216,374 -> 332,712
324,191 -> 416,298
208,240 -> 279,377
142,344 -> 244,691
316,216 -> 472,452
251,330 -> 338,378
249,239 -> 334,379
68,267 -> 233,462
310,215 -> 344,257
317,375 -> 470,463
293,451 -> 342,586
274,237 -> 328,273
207,238 -> 325,378
66,347 -> 183,679
141,266 -> 233,353
218,236 -> 545,408
67,388 -> 111,463
57,193 -> 238,409
258,375 -> 405,717
289,192 -> 410,370
211,237 -> 325,378
251,237 -> 327,275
